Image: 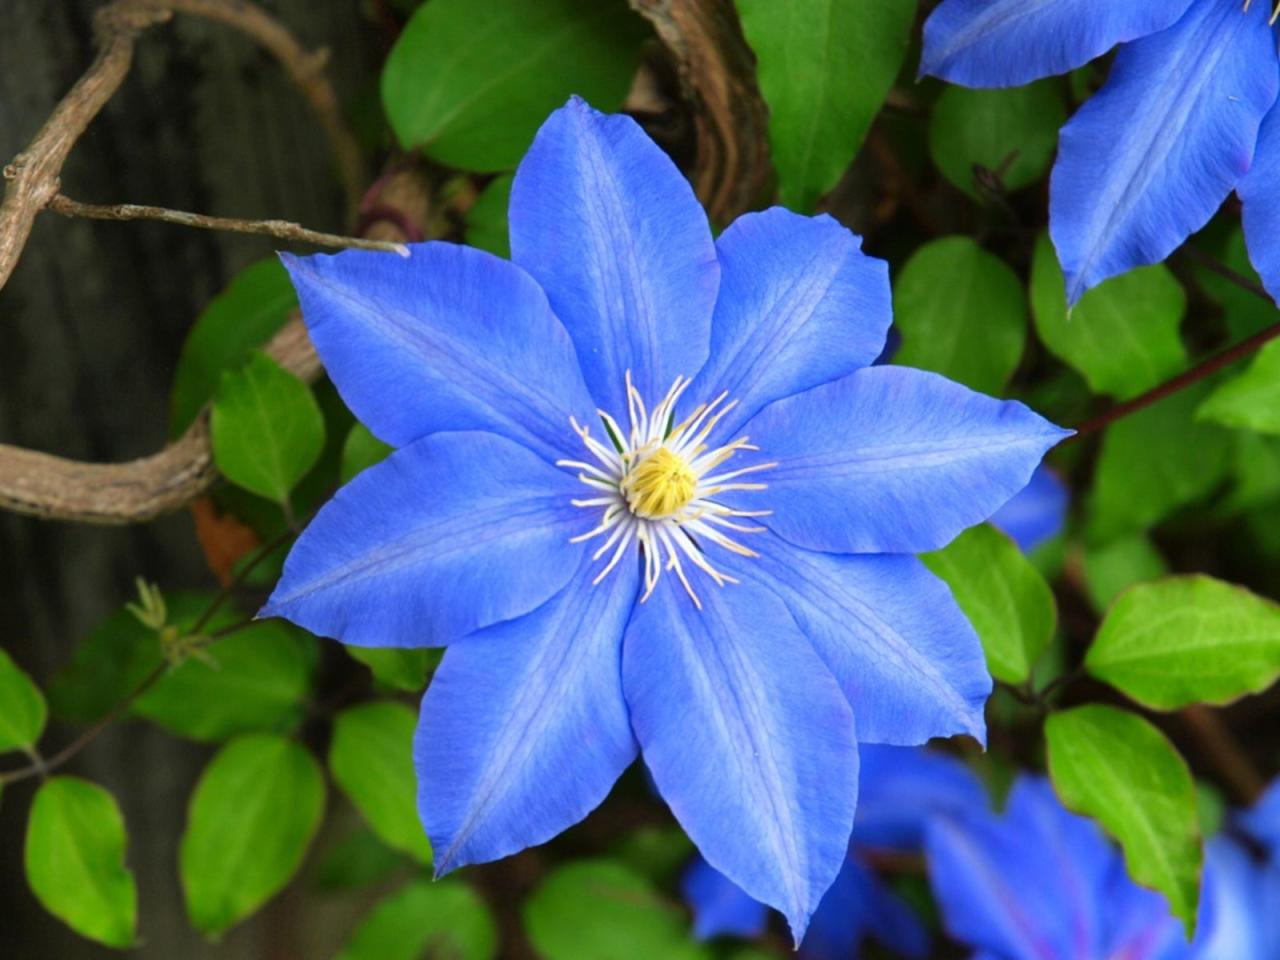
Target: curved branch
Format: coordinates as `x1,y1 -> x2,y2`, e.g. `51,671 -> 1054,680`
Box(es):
631,0 -> 772,225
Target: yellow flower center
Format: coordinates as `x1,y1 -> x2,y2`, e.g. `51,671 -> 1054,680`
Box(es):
624,447 -> 698,519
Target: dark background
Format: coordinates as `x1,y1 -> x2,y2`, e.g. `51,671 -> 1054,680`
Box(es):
0,2 -> 381,955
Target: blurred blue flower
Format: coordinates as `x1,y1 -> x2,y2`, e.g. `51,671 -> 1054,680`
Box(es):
990,464 -> 1068,553
1236,776 -> 1280,859
921,1 -> 1280,305
926,775 -> 1280,960
261,97 -> 1066,939
683,746 -> 985,957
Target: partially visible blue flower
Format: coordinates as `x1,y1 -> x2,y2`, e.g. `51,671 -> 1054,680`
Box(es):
921,1 -> 1280,304
1236,776 -> 1280,859
927,776 -> 1188,959
926,774 -> 1280,960
682,746 -> 985,957
990,464 -> 1069,553
261,97 -> 1066,939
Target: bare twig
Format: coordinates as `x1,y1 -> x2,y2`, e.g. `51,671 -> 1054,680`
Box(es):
630,0 -> 772,225
1065,317 -> 1280,443
49,194 -> 409,255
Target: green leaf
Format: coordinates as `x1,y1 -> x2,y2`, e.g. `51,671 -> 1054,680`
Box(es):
524,860 -> 709,960
344,644 -> 437,693
893,236 -> 1027,394
50,593 -> 314,741
339,422 -> 394,485
337,879 -> 497,960
180,734 -> 325,936
211,352 -> 325,504
170,258 -> 297,436
922,524 -> 1056,684
1045,705 -> 1201,934
736,0 -> 915,211
1192,225 -> 1274,341
1082,535 -> 1168,613
0,647 -> 46,753
1199,339 -> 1280,435
25,777 -> 137,948
1030,233 -> 1187,400
1087,575 -> 1280,710
382,0 -> 647,172
1220,432 -> 1280,514
313,829 -> 404,892
133,620 -> 316,742
1088,383 -> 1230,543
466,174 -> 514,258
329,701 -> 432,864
929,81 -> 1065,199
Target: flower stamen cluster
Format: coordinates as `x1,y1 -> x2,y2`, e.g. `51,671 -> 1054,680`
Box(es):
558,371 -> 774,609
1243,0 -> 1280,27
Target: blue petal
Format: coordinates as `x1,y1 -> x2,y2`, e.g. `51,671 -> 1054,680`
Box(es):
854,745 -> 987,852
741,366 -> 1070,554
509,98 -> 719,418
689,208 -> 890,435
921,0 -> 1192,87
927,777 -> 1118,960
801,857 -> 929,960
282,243 -> 594,462
1050,0 -> 1279,304
990,464 -> 1069,553
1240,105 -> 1280,304
1237,776 -> 1280,859
623,576 -> 858,943
415,554 -> 638,873
1187,838 -> 1279,960
680,855 -> 769,941
261,431 -> 585,647
744,534 -> 990,746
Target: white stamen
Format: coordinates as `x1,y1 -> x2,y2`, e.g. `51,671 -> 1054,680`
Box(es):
561,372 -> 772,606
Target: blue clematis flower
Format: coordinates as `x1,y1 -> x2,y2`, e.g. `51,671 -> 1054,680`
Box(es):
926,774 -> 1280,960
990,464 -> 1068,553
261,97 -> 1066,938
920,0 -> 1280,305
682,745 -> 986,957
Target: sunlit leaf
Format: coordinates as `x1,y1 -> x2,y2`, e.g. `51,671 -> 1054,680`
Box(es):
923,524 -> 1056,684
25,777 -> 137,948
0,647 -> 46,753
1087,576 -> 1280,710
337,879 -> 497,960
329,701 -> 432,864
1045,705 -> 1200,935
180,734 -> 325,936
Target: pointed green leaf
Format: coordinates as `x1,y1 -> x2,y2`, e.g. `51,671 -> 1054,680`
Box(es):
25,777 -> 137,948
0,647 -> 46,753
1045,705 -> 1201,935
736,0 -> 915,211
133,620 -> 316,742
524,860 -> 710,960
180,734 -> 325,936
337,879 -> 497,960
170,258 -> 297,436
929,81 -> 1065,199
1087,575 -> 1280,710
1030,233 -> 1187,400
922,524 -> 1056,684
339,423 -> 394,485
382,0 -> 647,172
1199,339 -> 1280,435
1088,384 -> 1230,543
329,701 -> 431,864
893,236 -> 1027,395
211,352 -> 325,504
